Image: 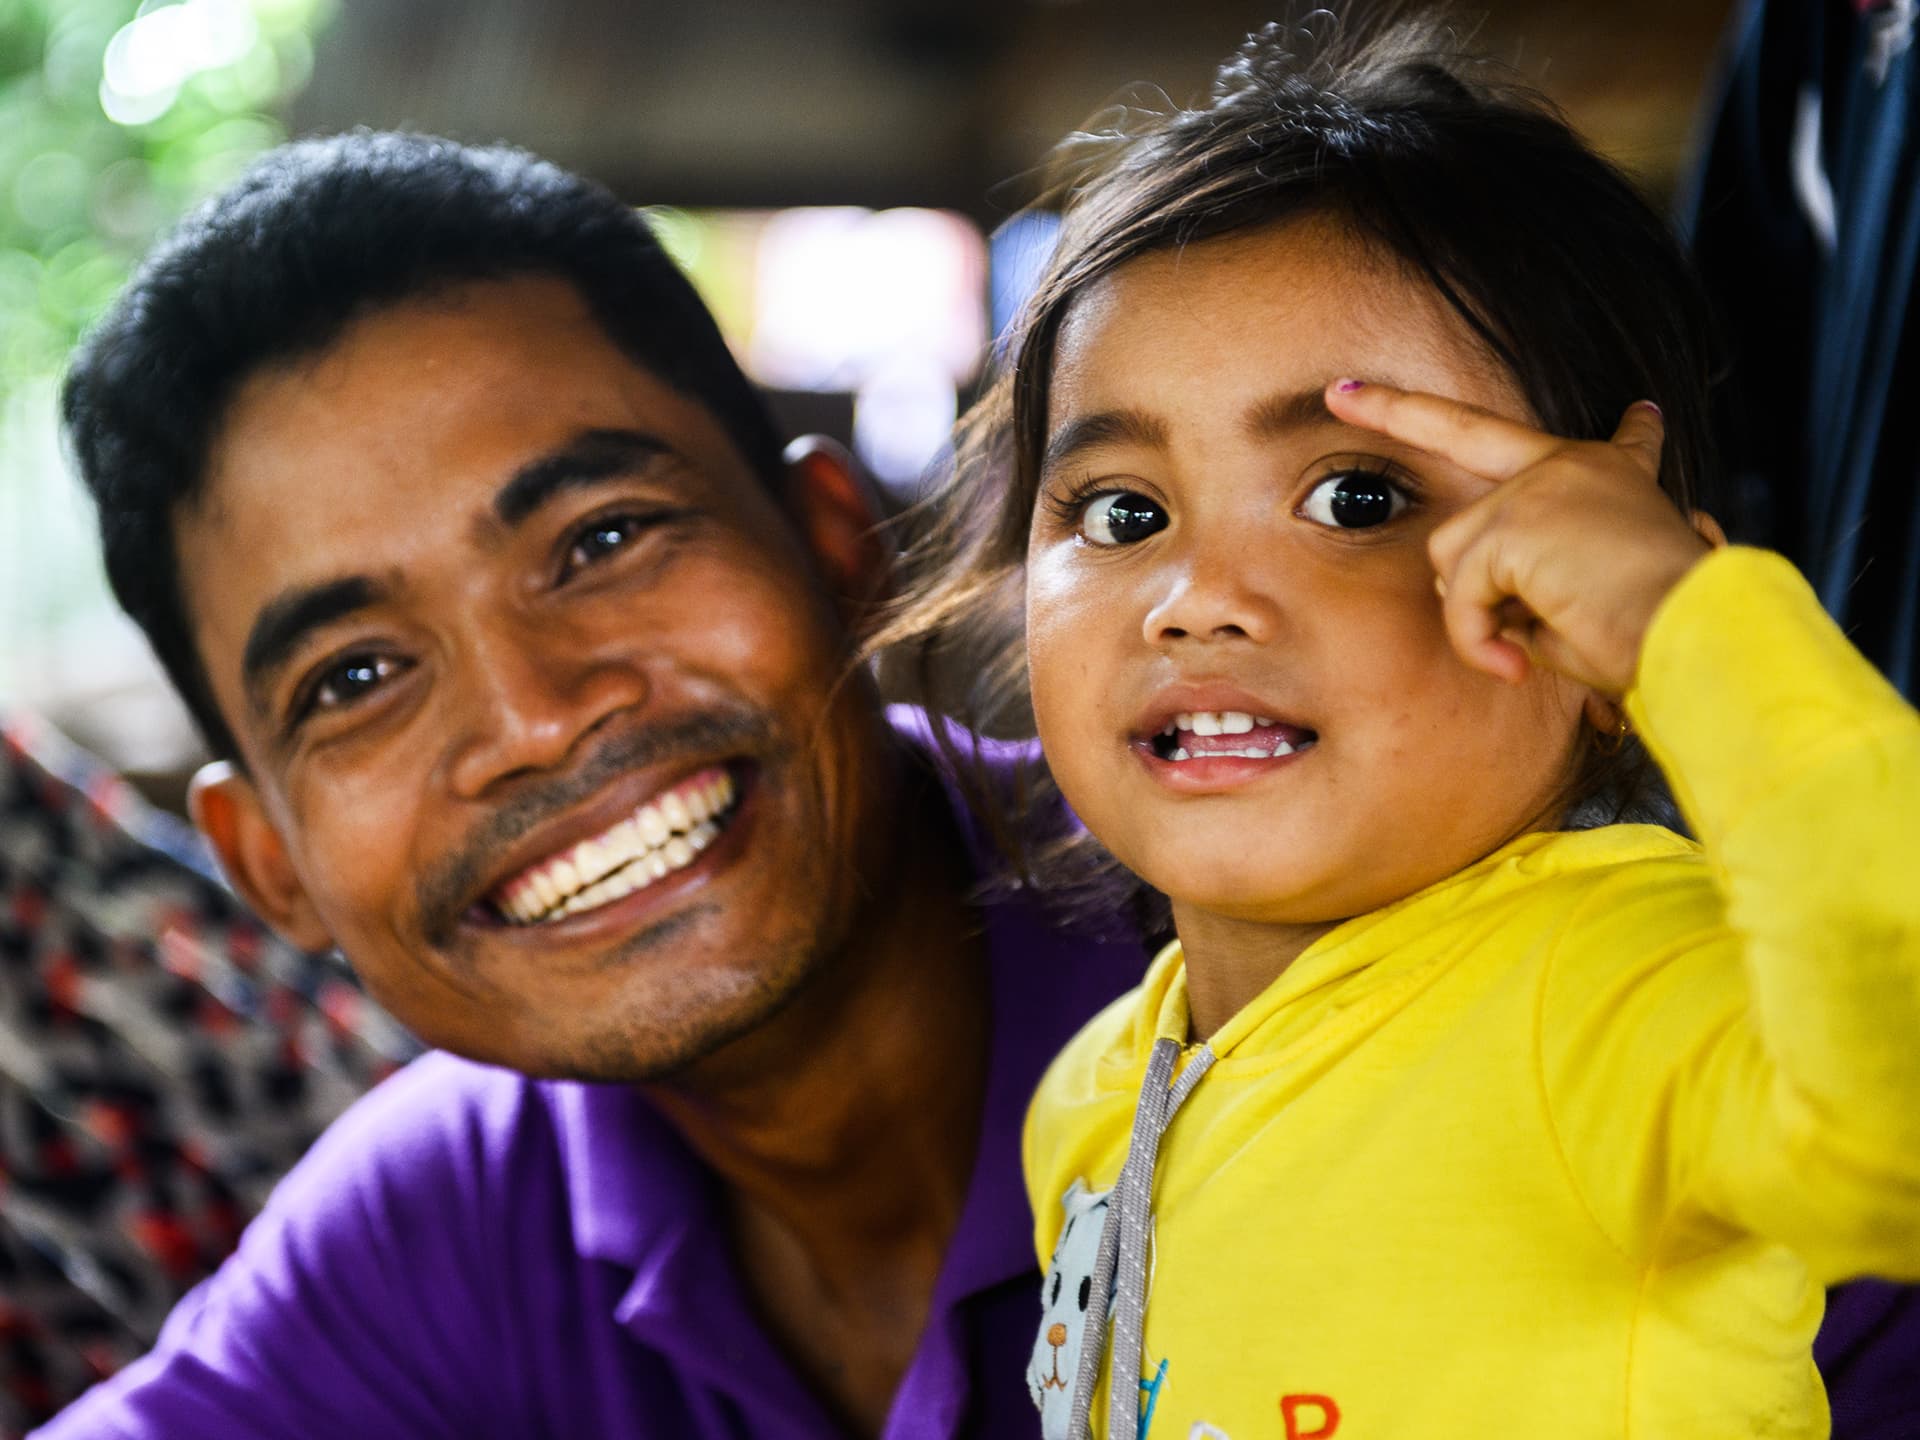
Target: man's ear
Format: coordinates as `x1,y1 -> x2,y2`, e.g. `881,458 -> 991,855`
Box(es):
188,761 -> 333,953
781,435 -> 893,625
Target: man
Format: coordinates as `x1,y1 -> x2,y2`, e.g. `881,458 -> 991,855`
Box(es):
36,131 -> 1138,1439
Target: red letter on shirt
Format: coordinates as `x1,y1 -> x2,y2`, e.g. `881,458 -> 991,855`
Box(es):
1280,1393 -> 1341,1439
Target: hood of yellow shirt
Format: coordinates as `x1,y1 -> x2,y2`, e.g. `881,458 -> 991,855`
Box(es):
1102,821 -> 1702,1085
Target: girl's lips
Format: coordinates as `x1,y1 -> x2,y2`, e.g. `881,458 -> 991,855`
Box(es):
1131,732 -> 1317,792
1146,714 -> 1316,762
1132,691 -> 1314,742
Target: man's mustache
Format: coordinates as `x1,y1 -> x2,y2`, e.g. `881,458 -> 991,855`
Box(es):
416,707 -> 779,943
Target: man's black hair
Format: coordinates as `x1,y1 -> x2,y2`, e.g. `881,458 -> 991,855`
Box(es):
64,131 -> 787,761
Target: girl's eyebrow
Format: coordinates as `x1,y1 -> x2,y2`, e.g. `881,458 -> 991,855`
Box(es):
1044,383 -> 1388,481
1244,386 -> 1340,439
1041,407 -> 1169,478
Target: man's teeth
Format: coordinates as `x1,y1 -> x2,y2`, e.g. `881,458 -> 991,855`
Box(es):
495,769 -> 737,925
545,819 -> 721,919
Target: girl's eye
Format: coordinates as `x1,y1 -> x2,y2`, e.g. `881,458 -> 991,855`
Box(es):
299,653 -> 405,720
1299,470 -> 1409,530
1081,491 -> 1169,547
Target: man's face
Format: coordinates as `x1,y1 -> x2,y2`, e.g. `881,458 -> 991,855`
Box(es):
179,275 -> 890,1080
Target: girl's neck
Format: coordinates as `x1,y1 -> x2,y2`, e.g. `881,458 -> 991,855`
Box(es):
1171,904 -> 1341,1042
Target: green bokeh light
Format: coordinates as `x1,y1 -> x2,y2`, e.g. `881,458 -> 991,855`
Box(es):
0,0 -> 331,690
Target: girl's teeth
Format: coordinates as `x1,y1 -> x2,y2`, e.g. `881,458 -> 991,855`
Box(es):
1158,711 -> 1303,741
1159,709 -> 1281,746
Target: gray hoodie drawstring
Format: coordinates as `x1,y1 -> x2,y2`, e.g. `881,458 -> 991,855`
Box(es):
1068,1035 -> 1216,1440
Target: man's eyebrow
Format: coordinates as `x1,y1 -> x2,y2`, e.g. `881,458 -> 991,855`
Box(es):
1041,408 -> 1171,478
241,575 -> 386,712
493,428 -> 674,528
1244,387 -> 1339,439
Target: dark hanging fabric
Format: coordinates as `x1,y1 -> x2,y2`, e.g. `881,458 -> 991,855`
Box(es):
1683,0 -> 1920,697
1682,8 -> 1920,1438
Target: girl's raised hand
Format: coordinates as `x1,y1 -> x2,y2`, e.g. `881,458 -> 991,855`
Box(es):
1324,378 -> 1720,696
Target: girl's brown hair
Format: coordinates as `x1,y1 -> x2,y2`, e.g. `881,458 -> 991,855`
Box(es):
874,5 -> 1721,921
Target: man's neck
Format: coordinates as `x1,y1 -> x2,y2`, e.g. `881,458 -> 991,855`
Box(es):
642,756 -> 991,1435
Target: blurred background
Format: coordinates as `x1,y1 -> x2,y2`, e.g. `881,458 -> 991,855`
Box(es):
1,0 -> 1737,801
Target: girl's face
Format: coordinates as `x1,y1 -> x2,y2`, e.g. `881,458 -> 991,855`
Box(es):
1025,216 -> 1590,932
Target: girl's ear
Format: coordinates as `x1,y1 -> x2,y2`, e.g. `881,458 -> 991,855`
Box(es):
781,435 -> 894,626
1581,691 -> 1628,746
188,761 -> 333,953
1689,509 -> 1728,548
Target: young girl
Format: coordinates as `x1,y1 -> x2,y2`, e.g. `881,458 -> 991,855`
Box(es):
884,10 -> 1920,1439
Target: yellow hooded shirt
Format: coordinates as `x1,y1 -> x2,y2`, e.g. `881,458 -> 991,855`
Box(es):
1023,547 -> 1920,1440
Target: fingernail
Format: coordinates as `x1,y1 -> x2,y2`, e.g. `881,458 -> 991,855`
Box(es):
1335,378 -> 1365,393
1637,400 -> 1662,418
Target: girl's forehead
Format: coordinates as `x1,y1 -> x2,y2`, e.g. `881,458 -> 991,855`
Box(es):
1064,219 -> 1442,344
1047,218 -> 1519,424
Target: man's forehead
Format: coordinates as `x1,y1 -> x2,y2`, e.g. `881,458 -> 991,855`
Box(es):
220,279 -> 637,449
179,277 -> 749,663
203,285 -> 726,520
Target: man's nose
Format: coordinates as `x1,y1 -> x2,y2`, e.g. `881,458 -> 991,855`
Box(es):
1141,532 -> 1282,648
443,622 -> 648,798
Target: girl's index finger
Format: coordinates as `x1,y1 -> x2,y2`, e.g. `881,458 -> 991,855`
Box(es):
1324,378 -> 1560,482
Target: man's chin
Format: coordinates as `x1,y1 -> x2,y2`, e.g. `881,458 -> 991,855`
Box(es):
490,936 -> 828,1086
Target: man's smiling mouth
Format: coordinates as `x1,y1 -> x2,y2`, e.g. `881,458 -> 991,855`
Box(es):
488,767 -> 740,925
1148,710 -> 1319,762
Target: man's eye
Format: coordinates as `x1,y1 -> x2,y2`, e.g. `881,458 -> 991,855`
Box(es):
564,510 -> 674,576
1299,471 -> 1409,530
300,654 -> 404,718
568,515 -> 643,569
1081,491 -> 1168,547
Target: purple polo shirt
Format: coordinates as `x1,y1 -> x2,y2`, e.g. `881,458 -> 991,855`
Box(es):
34,715 -> 1142,1440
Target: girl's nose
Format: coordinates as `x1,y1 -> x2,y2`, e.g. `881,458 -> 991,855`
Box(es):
1142,542 -> 1282,647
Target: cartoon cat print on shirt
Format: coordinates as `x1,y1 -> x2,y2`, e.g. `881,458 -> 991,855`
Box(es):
1029,1179 -> 1112,1437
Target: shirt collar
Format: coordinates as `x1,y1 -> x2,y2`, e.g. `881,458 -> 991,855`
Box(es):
545,705 -> 1140,1392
